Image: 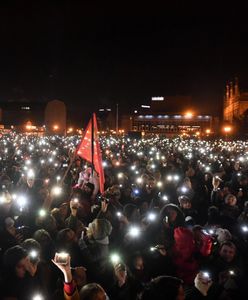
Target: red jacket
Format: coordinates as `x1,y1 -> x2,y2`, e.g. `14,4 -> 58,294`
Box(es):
172,227 -> 212,285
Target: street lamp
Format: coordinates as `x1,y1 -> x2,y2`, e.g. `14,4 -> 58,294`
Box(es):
53,125 -> 59,131
185,111 -> 193,119
223,126 -> 232,133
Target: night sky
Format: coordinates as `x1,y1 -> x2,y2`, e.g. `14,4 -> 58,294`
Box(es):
0,2 -> 248,125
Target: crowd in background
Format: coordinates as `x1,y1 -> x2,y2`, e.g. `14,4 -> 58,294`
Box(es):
1,134 -> 248,300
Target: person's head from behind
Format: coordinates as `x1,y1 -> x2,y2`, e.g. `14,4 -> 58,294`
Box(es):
56,228 -> 77,249
140,276 -> 184,300
219,241 -> 237,263
79,283 -> 107,300
3,245 -> 28,279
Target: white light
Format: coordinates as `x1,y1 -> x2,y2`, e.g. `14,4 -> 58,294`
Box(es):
136,177 -> 143,184
33,295 -> 43,300
229,270 -> 235,276
117,173 -> 123,179
116,212 -> 122,217
157,181 -> 163,188
202,272 -> 210,278
133,189 -> 140,195
27,169 -> 35,179
148,213 -> 156,221
18,195 -> 27,207
52,186 -> 62,196
102,161 -> 107,167
0,195 -> 6,203
181,186 -> 188,193
110,253 -> 121,264
174,175 -> 180,181
25,159 -> 31,165
39,209 -> 47,217
30,250 -> 38,258
162,195 -> 168,201
150,247 -> 156,252
152,97 -> 164,101
242,225 -> 248,232
167,175 -> 173,181
131,165 -> 136,170
128,226 -> 140,238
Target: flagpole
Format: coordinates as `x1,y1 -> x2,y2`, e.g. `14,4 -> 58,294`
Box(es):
91,113 -> 94,177
61,150 -> 77,184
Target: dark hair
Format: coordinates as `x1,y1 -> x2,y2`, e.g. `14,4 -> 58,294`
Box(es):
140,276 -> 183,300
56,228 -> 73,249
22,238 -> 41,253
3,246 -> 28,275
219,241 -> 237,252
79,283 -> 105,300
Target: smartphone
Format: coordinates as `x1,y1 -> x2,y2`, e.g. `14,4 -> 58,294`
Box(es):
57,253 -> 69,265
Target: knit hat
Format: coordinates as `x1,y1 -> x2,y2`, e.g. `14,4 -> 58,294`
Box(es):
3,245 -> 28,270
215,228 -> 232,243
88,219 -> 112,243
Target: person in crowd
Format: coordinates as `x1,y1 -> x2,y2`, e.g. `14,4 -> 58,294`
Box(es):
0,134 -> 248,300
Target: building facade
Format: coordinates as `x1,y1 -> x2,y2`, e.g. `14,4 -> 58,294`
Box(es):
223,79 -> 248,123
121,96 -> 214,136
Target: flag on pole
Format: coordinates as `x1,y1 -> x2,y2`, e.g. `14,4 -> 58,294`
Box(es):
77,113 -> 105,193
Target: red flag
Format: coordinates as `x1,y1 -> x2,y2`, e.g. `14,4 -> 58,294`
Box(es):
77,113 -> 105,193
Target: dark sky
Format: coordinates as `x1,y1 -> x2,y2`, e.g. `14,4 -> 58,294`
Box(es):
0,1 -> 248,125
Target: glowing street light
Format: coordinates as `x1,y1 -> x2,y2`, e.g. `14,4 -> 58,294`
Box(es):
223,126 -> 232,133
53,125 -> 59,131
185,111 -> 193,119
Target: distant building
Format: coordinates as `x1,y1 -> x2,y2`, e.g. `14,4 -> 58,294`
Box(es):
121,96 -> 215,136
0,101 -> 46,126
0,99 -> 67,134
45,100 -> 67,135
223,78 -> 248,123
97,107 -> 115,131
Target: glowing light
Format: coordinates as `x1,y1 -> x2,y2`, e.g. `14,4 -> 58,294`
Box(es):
185,111 -> 193,119
162,195 -> 168,201
202,272 -> 210,279
51,186 -> 62,196
39,209 -> 47,217
128,226 -> 141,238
147,212 -> 156,221
33,295 -> 44,300
30,250 -> 38,259
223,126 -> 232,133
157,181 -> 163,188
110,253 -> 121,264
27,169 -> 35,178
242,225 -> 248,232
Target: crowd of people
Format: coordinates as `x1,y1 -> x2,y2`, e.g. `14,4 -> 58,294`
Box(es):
1,133 -> 248,300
